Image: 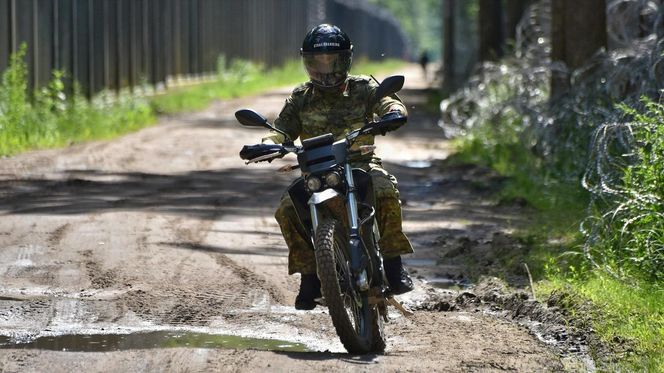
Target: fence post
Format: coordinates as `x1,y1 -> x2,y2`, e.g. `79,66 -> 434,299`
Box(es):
0,0 -> 409,98
0,0 -> 10,72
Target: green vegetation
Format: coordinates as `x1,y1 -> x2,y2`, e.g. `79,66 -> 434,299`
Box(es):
0,46 -> 154,155
450,108 -> 589,281
151,57 -> 405,114
367,0 -> 441,58
451,71 -> 663,369
587,100 -> 664,283
151,57 -> 298,114
0,45 -> 404,156
540,275 -> 664,371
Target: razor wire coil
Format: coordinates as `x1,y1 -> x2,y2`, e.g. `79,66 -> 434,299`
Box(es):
441,0 -> 664,280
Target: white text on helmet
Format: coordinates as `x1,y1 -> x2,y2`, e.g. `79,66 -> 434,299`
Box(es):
313,42 -> 341,48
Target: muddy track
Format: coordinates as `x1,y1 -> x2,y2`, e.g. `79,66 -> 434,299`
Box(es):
0,66 -> 585,372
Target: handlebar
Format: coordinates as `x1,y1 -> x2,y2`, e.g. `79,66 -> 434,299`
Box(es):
240,114 -> 407,164
350,114 -> 407,140
240,143 -> 301,164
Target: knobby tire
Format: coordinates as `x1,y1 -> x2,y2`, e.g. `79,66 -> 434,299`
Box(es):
315,218 -> 384,354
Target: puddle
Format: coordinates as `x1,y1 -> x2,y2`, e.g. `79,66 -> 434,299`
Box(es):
403,258 -> 437,267
403,201 -> 436,209
427,277 -> 470,290
403,258 -> 471,289
0,331 -> 309,353
401,160 -> 432,169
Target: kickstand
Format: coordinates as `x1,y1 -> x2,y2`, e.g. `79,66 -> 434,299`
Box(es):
387,297 -> 414,317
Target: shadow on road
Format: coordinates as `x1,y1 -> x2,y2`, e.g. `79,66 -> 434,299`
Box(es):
165,241 -> 285,257
0,168 -> 285,219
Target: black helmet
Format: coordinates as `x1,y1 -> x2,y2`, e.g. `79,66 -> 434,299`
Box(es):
300,24 -> 353,88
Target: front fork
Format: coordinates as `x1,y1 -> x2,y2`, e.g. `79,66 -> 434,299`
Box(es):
308,163 -> 369,293
344,164 -> 370,291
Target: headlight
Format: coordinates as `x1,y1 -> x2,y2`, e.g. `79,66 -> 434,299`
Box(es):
325,171 -> 342,187
306,176 -> 322,192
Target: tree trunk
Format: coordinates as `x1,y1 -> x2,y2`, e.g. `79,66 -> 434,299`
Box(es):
479,0 -> 504,62
551,0 -> 607,100
442,0 -> 456,96
504,0 -> 529,44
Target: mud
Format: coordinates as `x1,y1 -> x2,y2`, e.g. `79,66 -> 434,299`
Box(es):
396,155 -> 597,370
0,65 -> 588,371
412,278 -> 595,371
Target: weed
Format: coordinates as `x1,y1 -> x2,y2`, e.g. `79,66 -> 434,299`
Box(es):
0,44 -> 155,155
151,57 -> 405,115
0,47 -> 404,156
449,59 -> 663,369
539,275 -> 664,370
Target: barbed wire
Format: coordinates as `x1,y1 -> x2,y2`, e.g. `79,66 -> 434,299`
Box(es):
441,0 -> 664,277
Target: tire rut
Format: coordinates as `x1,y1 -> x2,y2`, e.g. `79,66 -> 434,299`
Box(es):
119,213 -> 285,326
47,223 -> 71,247
80,250 -> 118,290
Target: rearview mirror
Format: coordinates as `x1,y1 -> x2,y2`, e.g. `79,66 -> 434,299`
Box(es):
235,108 -> 292,142
374,75 -> 404,100
235,109 -> 270,128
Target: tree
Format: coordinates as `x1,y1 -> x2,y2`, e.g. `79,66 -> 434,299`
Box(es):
504,0 -> 531,45
442,0 -> 456,95
479,0 -> 504,61
551,0 -> 607,100
367,0 -> 442,59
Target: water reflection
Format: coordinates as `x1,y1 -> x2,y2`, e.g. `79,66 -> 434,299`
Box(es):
0,331 -> 309,353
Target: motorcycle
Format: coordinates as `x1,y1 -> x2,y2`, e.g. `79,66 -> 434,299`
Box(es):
235,75 -> 413,354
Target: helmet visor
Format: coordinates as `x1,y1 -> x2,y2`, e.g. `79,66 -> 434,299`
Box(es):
303,51 -> 352,88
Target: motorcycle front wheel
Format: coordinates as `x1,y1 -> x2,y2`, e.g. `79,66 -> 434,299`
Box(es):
315,218 -> 383,354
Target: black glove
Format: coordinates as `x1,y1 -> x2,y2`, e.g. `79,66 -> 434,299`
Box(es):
376,111 -> 406,135
239,144 -> 284,161
381,111 -> 403,122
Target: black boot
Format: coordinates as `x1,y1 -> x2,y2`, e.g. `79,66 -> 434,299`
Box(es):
384,256 -> 414,295
295,273 -> 322,310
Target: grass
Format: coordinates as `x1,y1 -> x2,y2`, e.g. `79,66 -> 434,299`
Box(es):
451,109 -> 589,220
150,57 -> 298,114
0,46 -> 155,155
453,136 -> 663,369
451,96 -> 663,370
589,100 -> 664,283
151,57 -> 406,114
0,46 -> 405,156
450,135 -> 588,277
539,275 -> 664,371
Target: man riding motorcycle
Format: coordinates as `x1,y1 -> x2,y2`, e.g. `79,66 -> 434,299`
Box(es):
262,24 -> 414,310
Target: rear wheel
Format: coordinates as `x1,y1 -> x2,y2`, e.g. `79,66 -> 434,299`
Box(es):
315,219 -> 378,354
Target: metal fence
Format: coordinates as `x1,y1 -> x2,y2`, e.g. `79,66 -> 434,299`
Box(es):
0,0 -> 409,97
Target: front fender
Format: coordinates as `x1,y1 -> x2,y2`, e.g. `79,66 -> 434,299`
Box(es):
308,188 -> 342,206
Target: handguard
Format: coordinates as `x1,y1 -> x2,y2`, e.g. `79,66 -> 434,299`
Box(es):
364,113 -> 407,136
239,144 -> 284,161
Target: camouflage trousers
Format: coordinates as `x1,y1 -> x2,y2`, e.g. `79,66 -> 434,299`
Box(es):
275,163 -> 414,275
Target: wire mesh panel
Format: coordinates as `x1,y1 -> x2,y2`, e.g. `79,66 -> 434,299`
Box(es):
0,0 -> 10,73
0,0 -> 409,97
116,0 -> 130,89
12,0 -> 35,89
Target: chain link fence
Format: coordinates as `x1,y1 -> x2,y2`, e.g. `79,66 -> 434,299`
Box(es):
0,0 -> 409,97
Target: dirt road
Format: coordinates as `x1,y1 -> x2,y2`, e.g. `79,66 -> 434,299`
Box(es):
0,66 -> 570,372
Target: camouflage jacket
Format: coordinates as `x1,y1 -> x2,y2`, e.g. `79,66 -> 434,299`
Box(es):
262,75 -> 407,165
